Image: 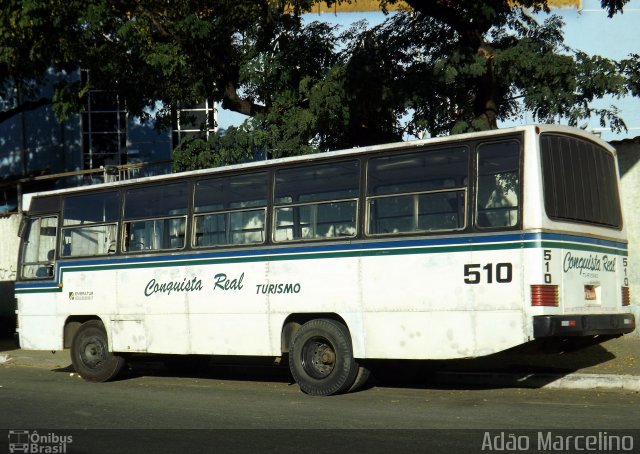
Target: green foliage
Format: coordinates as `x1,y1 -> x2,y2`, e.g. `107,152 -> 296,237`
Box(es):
623,54 -> 640,97
2,0 -> 638,171
343,2 -> 637,137
172,124 -> 259,172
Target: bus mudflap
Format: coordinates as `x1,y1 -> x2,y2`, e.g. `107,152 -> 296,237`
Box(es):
533,314 -> 636,338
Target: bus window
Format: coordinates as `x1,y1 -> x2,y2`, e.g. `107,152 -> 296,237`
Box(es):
366,147 -> 468,235
273,161 -> 359,242
21,216 -> 58,279
541,134 -> 621,228
476,141 -> 520,229
194,172 -> 267,247
123,182 -> 189,252
61,191 -> 119,257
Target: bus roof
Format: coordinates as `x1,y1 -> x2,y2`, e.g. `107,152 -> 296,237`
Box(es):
20,124 -> 612,210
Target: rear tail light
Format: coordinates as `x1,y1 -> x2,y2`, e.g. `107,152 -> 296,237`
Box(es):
531,285 -> 559,307
622,287 -> 631,306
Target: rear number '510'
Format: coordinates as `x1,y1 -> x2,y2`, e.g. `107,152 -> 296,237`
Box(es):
464,263 -> 513,284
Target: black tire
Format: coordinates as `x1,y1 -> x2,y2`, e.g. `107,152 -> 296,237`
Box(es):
347,365 -> 371,393
70,320 -> 126,382
289,319 -> 360,396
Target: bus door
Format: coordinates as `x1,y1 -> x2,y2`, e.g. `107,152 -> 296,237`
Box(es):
20,215 -> 58,281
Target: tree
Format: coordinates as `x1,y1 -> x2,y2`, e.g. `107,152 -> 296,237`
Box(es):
380,0 -> 635,135
173,0 -> 640,169
1,1 -> 317,124
1,0 -> 638,172
0,0 -> 82,122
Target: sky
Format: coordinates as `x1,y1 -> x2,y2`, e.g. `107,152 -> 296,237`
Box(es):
217,0 -> 640,142
527,0 -> 640,141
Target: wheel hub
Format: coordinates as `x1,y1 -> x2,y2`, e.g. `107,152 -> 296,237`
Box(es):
301,338 -> 337,379
319,347 -> 335,365
81,337 -> 106,369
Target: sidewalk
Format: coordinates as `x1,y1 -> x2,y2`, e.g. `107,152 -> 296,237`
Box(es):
1,335 -> 639,390
427,335 -> 640,391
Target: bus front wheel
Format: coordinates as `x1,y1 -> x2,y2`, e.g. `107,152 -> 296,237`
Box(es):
289,319 -> 362,396
70,320 -> 125,382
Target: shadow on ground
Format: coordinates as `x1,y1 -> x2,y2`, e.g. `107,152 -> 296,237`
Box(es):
8,336 -> 624,391
362,337 -> 621,389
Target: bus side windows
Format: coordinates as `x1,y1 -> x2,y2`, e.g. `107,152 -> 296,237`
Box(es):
193,172 -> 268,248
476,141 -> 520,229
366,147 -> 468,235
274,201 -> 357,241
61,191 -> 119,257
273,161 -> 359,242
61,224 -> 118,257
194,210 -> 266,246
123,182 -> 189,253
124,218 -> 186,251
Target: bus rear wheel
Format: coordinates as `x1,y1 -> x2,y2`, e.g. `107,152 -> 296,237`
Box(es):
70,320 -> 125,382
289,319 -> 363,396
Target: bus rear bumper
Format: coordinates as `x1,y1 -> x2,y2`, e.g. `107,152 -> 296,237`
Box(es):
533,314 -> 636,338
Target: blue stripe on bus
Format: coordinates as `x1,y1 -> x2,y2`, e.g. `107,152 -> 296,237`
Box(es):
534,232 -> 627,249
15,232 -> 627,291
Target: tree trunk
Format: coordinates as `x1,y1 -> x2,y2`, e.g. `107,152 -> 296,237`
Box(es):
474,45 -> 499,130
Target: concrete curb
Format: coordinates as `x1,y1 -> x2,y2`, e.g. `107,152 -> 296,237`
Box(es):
0,354 -> 9,364
630,305 -> 640,337
434,371 -> 640,391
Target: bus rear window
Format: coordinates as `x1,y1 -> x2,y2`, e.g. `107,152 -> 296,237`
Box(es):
541,134 -> 622,228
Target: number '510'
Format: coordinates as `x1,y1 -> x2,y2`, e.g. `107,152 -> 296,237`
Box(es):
464,263 -> 513,284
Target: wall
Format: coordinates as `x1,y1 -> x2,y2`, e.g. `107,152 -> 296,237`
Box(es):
0,214 -> 20,336
615,138 -> 640,334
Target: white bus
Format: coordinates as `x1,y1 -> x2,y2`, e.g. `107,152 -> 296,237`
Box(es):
15,125 -> 636,395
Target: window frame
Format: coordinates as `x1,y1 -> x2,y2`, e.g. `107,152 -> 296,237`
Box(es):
365,187 -> 467,237
59,190 -> 120,258
364,145 -> 470,238
271,160 -> 361,244
473,139 -> 523,232
192,172 -> 269,249
192,206 -> 268,248
122,181 -> 190,254
122,214 -> 189,253
273,198 -> 359,243
60,223 -> 119,258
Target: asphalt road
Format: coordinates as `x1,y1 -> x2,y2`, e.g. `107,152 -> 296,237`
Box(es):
1,362 -> 640,454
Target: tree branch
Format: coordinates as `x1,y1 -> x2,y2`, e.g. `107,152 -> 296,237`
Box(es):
221,81 -> 266,117
402,0 -> 467,34
0,97 -> 52,124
